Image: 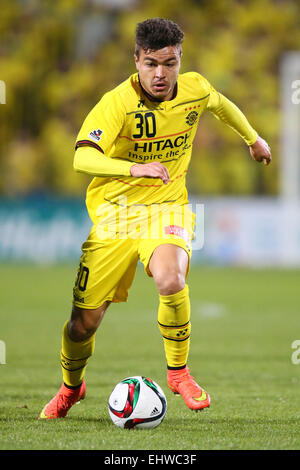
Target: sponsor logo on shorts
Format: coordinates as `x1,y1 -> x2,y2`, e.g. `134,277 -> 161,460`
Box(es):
164,225 -> 190,243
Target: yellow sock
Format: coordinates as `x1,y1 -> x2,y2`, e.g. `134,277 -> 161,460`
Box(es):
158,285 -> 191,369
60,321 -> 95,387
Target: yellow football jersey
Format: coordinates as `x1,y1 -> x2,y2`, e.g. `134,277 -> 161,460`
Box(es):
75,72 -> 257,224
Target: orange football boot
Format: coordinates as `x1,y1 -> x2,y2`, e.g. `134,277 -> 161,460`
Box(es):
167,366 -> 210,411
38,381 -> 86,419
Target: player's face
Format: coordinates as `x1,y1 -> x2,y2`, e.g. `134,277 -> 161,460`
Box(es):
134,46 -> 181,101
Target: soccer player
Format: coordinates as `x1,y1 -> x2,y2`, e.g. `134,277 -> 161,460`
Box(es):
39,18 -> 271,419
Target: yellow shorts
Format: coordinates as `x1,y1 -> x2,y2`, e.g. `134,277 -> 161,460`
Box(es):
72,203 -> 195,309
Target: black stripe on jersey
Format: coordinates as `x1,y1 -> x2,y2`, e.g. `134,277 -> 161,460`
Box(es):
125,94 -> 210,114
172,94 -> 210,109
103,196 -> 183,206
75,140 -> 104,153
126,107 -> 163,115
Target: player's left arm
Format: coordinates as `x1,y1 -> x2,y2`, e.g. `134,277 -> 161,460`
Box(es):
207,87 -> 272,166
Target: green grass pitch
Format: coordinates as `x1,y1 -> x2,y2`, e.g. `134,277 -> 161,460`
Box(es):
0,263 -> 300,450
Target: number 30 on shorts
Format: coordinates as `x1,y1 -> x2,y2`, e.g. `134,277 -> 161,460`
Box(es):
75,263 -> 90,292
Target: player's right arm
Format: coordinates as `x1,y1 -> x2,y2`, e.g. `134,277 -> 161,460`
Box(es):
74,144 -> 169,183
74,146 -> 169,183
74,145 -> 133,177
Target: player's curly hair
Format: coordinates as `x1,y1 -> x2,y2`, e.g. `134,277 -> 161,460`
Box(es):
135,18 -> 184,57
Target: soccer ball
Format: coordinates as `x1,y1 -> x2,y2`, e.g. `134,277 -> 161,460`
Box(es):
108,376 -> 167,429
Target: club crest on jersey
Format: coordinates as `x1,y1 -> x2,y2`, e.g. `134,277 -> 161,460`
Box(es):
89,129 -> 103,142
185,111 -> 198,126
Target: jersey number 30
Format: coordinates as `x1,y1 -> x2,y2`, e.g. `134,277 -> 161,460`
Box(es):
133,112 -> 156,138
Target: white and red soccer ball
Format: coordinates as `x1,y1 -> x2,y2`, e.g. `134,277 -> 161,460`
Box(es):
108,376 -> 167,429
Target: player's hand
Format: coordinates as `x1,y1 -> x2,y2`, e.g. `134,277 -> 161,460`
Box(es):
130,162 -> 170,184
249,135 -> 272,166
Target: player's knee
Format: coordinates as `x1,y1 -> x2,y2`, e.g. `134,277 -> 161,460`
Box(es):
154,270 -> 186,296
68,303 -> 109,342
68,317 -> 96,342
